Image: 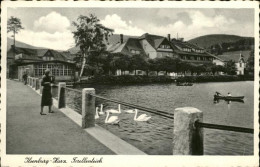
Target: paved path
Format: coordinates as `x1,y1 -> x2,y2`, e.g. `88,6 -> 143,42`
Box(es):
6,79 -> 114,154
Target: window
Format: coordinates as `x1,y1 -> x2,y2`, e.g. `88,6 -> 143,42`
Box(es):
240,63 -> 243,67
130,49 -> 140,54
160,45 -> 170,49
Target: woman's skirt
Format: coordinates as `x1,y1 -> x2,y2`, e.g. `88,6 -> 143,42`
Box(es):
41,88 -> 53,106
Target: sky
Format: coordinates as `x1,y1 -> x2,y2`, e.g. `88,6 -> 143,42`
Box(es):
7,7 -> 255,51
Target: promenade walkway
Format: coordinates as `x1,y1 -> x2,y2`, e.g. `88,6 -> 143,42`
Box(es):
6,79 -> 114,154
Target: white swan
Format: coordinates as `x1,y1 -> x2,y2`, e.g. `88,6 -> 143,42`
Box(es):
99,104 -> 105,115
124,109 -> 135,114
95,107 -> 99,119
105,111 -> 120,125
106,104 -> 121,114
134,109 -> 151,122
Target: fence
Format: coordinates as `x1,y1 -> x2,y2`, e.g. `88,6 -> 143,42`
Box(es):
56,82 -> 254,155
27,76 -> 42,93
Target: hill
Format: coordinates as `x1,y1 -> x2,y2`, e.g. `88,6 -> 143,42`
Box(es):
188,34 -> 253,49
68,34 -> 137,54
7,37 -> 48,50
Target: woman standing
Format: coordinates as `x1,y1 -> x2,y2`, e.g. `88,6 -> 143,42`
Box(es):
40,69 -> 54,115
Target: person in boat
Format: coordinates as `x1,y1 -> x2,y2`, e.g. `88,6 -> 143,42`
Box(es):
227,92 -> 232,97
215,91 -> 221,96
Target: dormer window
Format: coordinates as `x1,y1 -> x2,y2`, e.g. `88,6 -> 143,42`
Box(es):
130,49 -> 140,54
160,45 -> 170,49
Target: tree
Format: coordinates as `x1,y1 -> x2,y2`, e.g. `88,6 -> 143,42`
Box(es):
129,54 -> 148,75
72,14 -> 114,80
110,53 -> 131,75
225,60 -> 237,75
148,58 -> 161,76
245,50 -> 254,75
7,16 -> 24,54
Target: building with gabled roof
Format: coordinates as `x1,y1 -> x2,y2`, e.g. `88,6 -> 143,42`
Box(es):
216,51 -> 249,75
108,33 -> 176,60
7,46 -> 76,81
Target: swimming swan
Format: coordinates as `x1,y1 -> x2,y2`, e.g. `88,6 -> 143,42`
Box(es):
134,109 -> 151,122
95,107 -> 99,119
106,104 -> 121,114
99,104 -> 105,115
105,111 -> 120,125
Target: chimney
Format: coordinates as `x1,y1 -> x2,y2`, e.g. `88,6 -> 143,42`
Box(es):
120,34 -> 123,44
167,34 -> 171,41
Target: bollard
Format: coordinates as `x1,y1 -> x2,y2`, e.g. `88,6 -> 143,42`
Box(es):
58,82 -> 66,108
82,88 -> 95,129
173,107 -> 203,155
35,79 -> 39,90
39,79 -> 43,94
32,78 -> 35,88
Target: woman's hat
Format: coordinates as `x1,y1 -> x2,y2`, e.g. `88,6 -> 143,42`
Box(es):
45,69 -> 50,74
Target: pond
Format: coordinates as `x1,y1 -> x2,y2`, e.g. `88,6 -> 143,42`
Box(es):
52,81 -> 254,155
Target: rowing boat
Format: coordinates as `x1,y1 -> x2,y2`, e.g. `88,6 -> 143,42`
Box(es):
214,95 -> 244,101
176,83 -> 193,86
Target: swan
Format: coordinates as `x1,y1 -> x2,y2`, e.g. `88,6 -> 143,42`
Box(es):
106,104 -> 121,114
105,111 -> 120,125
134,109 -> 151,122
99,104 -> 105,115
95,107 -> 99,119
124,109 -> 135,114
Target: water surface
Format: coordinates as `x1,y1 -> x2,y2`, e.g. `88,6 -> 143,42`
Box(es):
53,81 -> 254,155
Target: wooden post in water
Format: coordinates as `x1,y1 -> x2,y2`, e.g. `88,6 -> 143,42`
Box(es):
173,107 -> 203,155
82,88 -> 95,129
58,82 -> 66,108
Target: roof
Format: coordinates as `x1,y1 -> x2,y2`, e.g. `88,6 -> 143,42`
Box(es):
184,42 -> 204,50
60,51 -> 75,61
171,39 -> 192,49
46,50 -> 67,62
7,46 -> 75,63
14,47 -> 38,56
216,50 -> 252,62
36,49 -> 48,57
139,33 -> 166,49
220,50 -> 251,62
112,38 -> 145,56
17,54 -> 43,61
16,60 -> 75,66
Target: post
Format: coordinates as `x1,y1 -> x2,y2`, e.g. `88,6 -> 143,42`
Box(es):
35,79 -> 39,90
82,88 -> 95,128
32,78 -> 35,88
39,79 -> 43,94
58,82 -> 66,108
173,107 -> 203,155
